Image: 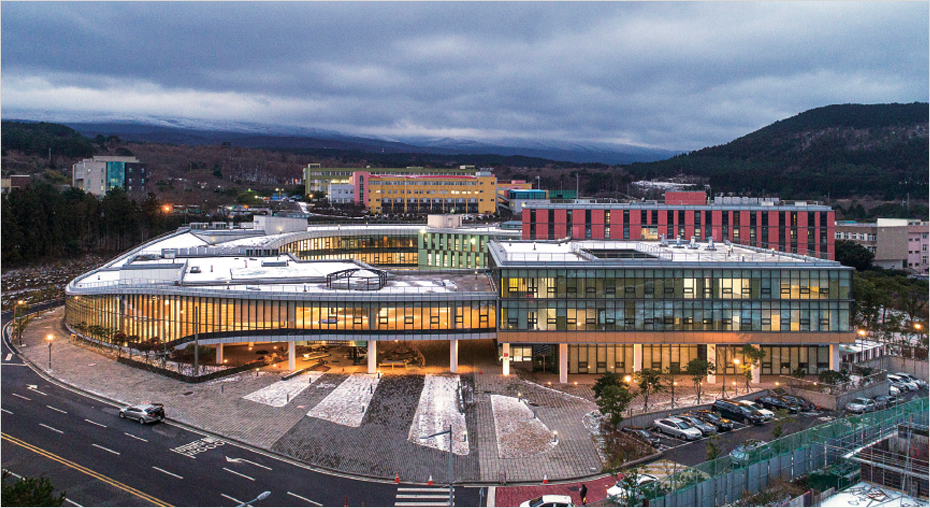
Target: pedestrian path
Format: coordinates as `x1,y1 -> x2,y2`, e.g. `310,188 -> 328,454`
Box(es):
243,372 -> 324,407
408,374 -> 468,455
307,374 -> 380,427
394,486 -> 451,507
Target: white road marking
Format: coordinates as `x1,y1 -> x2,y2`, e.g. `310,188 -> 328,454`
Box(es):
152,466 -> 183,479
124,432 -> 148,442
222,467 -> 254,481
46,405 -> 67,414
26,387 -> 47,396
5,353 -> 12,361
395,502 -> 451,507
84,419 -> 107,428
92,444 -> 120,455
5,470 -> 22,479
221,493 -> 243,504
0,363 -> 27,367
12,393 -> 31,401
39,423 -> 63,434
1,408 -> 12,414
65,498 -> 83,507
225,456 -> 272,470
287,491 -> 322,506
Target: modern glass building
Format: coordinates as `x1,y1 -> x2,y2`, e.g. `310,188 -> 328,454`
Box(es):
65,221 -> 855,382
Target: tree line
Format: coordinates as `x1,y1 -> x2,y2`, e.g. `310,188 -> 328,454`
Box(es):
1,183 -> 219,266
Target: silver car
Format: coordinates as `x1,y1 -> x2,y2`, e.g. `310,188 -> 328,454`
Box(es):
677,414 -> 718,436
118,403 -> 165,424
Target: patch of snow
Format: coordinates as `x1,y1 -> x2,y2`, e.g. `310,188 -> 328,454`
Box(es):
490,394 -> 557,458
307,374 -> 380,427
408,374 -> 468,455
243,372 -> 325,407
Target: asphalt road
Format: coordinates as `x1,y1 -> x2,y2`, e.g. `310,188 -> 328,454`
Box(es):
1,316 -> 483,507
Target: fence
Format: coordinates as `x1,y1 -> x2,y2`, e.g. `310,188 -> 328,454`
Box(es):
115,356 -> 268,383
646,397 -> 929,507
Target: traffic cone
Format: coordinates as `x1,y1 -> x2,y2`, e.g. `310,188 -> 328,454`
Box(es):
428,475 -> 434,485
395,473 -> 400,483
543,474 -> 549,484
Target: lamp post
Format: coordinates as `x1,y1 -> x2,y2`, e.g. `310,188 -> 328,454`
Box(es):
236,490 -> 271,507
671,381 -> 677,409
732,358 -> 740,395
419,425 -> 455,506
46,334 -> 54,370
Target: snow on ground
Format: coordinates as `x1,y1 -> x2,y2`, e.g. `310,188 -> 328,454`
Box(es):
490,394 -> 557,459
243,372 -> 325,407
408,374 -> 468,456
307,374 -> 380,427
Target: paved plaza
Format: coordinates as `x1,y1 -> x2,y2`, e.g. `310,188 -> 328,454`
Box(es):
16,307 -> 781,488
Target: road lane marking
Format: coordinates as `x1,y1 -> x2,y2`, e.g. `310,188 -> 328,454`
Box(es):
1,432 -> 171,507
287,491 -> 322,506
124,432 -> 148,442
221,493 -> 243,504
85,419 -> 107,428
0,363 -> 27,366
39,423 -> 63,434
92,444 -> 120,455
225,456 -> 272,470
26,386 -> 48,396
5,353 -> 12,360
222,467 -> 254,481
65,498 -> 83,507
46,405 -> 68,414
1,408 -> 12,414
152,466 -> 183,479
12,393 -> 31,401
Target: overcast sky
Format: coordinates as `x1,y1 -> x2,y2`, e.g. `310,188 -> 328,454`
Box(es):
2,2 -> 927,151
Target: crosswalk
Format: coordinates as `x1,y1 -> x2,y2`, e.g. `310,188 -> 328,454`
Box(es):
394,486 -> 451,507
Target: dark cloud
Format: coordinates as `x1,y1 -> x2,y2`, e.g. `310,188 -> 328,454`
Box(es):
2,2 -> 927,150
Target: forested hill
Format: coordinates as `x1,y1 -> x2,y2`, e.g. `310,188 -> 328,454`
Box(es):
626,103 -> 928,200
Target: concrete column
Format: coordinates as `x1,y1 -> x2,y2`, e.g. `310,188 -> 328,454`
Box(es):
368,340 -> 377,374
502,343 -> 510,376
450,339 -> 459,374
559,343 -> 568,384
248,341 -> 254,349
633,344 -> 643,372
707,344 -> 717,383
215,343 -> 224,364
752,344 -> 761,384
288,341 -> 296,372
830,344 -> 840,371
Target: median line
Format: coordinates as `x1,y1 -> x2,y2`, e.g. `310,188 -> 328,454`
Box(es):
1,432 -> 171,507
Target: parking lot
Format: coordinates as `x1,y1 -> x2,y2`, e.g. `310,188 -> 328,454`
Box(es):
636,387 -> 928,468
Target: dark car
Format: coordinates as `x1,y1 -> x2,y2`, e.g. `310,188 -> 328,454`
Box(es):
620,427 -> 662,448
712,398 -> 766,425
873,395 -> 899,409
755,395 -> 801,413
778,394 -> 815,412
686,410 -> 734,432
676,414 -> 718,436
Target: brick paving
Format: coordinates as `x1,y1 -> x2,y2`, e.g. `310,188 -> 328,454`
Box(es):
16,307 -> 779,489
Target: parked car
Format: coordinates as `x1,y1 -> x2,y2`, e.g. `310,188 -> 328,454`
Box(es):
712,399 -> 766,425
676,414 -> 718,436
845,397 -> 877,414
619,427 -> 662,448
606,472 -> 663,505
730,440 -> 768,465
737,400 -> 774,422
686,410 -> 734,432
777,394 -> 816,412
520,495 -> 575,507
755,395 -> 801,413
118,403 -> 165,424
653,417 -> 703,441
893,372 -> 927,389
887,375 -> 918,392
872,395 -> 898,409
889,383 -> 905,396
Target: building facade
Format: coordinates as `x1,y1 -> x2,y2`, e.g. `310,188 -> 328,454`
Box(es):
521,194 -> 836,260
835,219 -> 929,273
72,156 -> 147,197
355,170 -> 497,215
303,164 -> 477,197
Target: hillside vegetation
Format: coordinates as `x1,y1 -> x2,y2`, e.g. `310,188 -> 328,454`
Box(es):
627,103 -> 928,200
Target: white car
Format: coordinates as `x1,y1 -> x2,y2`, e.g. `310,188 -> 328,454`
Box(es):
894,373 -> 927,389
653,417 -> 702,440
887,375 -> 918,391
845,398 -> 877,414
519,495 -> 575,507
738,400 -> 774,422
889,384 -> 902,396
606,472 -> 661,504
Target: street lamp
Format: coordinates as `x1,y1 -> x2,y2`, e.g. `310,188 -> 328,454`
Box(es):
732,358 -> 740,395
46,334 -> 54,370
237,491 -> 271,507
419,425 -> 455,506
